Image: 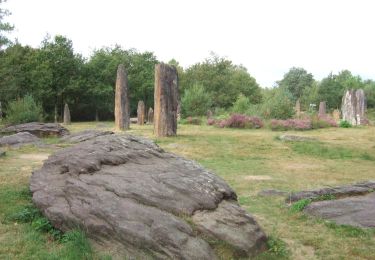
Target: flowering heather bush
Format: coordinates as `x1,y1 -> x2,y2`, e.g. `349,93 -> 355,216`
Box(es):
317,116 -> 338,128
186,116 -> 202,125
270,119 -> 312,131
207,118 -> 216,126
215,114 -> 263,129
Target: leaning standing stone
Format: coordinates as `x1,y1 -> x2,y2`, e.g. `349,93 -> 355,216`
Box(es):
148,107 -> 154,124
137,101 -> 145,125
63,103 -> 71,125
154,63 -> 179,137
114,64 -> 130,130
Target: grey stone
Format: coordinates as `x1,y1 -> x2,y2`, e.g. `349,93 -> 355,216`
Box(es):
0,132 -> 41,148
114,64 -> 130,130
1,122 -> 69,137
286,181 -> 375,203
318,101 -> 326,117
304,192 -> 375,228
341,89 -> 368,125
63,103 -> 71,125
279,135 -> 316,142
258,189 -> 288,197
61,130 -> 114,143
30,135 -> 266,259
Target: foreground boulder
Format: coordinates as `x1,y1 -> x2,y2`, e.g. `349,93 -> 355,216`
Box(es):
30,135 -> 267,259
304,192 -> 375,228
0,132 -> 41,148
1,122 -> 69,137
61,130 -> 114,143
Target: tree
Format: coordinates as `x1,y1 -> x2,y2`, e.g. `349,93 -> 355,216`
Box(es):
278,67 -> 315,103
181,84 -> 212,117
182,53 -> 261,108
0,0 -> 14,49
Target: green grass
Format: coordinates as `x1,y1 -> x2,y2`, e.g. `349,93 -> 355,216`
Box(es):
1,122 -> 375,259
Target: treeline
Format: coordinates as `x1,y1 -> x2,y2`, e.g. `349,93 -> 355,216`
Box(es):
1,35 -> 375,122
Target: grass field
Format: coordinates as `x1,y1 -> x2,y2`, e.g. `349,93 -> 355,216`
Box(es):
1,122 -> 375,259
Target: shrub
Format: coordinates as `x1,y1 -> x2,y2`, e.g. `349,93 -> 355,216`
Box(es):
289,198 -> 312,213
181,84 -> 212,117
186,116 -> 202,125
270,119 -> 312,131
261,89 -> 294,119
311,115 -> 338,129
207,118 -> 216,125
231,94 -> 251,114
216,114 -> 263,129
5,95 -> 43,124
339,120 -> 352,128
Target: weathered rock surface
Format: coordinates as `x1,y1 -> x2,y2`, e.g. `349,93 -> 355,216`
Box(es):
137,101 -> 145,125
341,89 -> 367,125
1,122 -> 69,137
154,63 -> 179,137
304,192 -> 375,228
61,130 -> 114,143
287,181 -> 375,203
114,64 -> 130,130
30,135 -> 267,259
0,132 -> 41,147
279,135 -> 316,142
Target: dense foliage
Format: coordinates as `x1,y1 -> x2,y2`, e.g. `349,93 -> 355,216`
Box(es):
5,95 -> 43,124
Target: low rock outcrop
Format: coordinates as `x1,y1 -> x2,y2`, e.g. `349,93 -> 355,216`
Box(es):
61,130 -> 114,143
30,135 -> 267,259
1,122 -> 69,137
0,132 -> 41,148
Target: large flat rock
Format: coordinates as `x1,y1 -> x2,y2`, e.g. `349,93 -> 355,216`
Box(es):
61,130 -> 114,143
1,122 -> 69,137
0,132 -> 41,148
287,181 -> 375,203
30,135 -> 267,259
304,192 -> 375,228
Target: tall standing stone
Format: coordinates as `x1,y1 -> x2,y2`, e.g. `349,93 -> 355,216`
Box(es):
148,107 -> 154,124
154,63 -> 178,137
342,89 -> 367,125
114,64 -> 130,130
137,101 -> 145,125
295,99 -> 301,118
63,103 -> 71,125
318,101 -> 326,117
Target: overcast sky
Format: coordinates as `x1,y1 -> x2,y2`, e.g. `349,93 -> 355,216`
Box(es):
3,0 -> 375,87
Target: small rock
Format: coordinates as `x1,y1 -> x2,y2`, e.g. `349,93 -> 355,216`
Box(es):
279,135 -> 316,142
0,132 -> 41,148
258,189 -> 288,197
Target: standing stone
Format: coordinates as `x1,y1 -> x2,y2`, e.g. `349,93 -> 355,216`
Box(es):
154,63 -> 179,137
137,101 -> 145,125
148,107 -> 154,124
0,101 -> 2,121
318,101 -> 326,117
63,103 -> 71,125
114,64 -> 130,130
207,110 -> 213,119
342,89 -> 367,125
295,99 -> 301,118
332,109 -> 340,122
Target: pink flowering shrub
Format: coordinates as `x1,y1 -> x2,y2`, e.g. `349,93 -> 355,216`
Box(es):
207,118 -> 216,126
270,119 -> 312,131
213,114 -> 263,129
186,116 -> 202,125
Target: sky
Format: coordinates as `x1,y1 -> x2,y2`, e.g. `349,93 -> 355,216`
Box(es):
3,0 -> 375,87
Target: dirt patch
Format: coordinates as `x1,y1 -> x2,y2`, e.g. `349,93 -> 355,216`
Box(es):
244,175 -> 272,181
19,153 -> 49,161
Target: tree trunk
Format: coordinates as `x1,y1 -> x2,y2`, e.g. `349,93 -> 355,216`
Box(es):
154,63 -> 178,137
54,104 -> 58,123
114,64 -> 130,130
